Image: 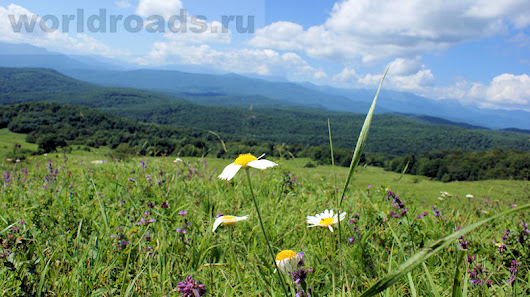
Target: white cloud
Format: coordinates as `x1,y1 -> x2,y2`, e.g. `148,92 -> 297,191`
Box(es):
136,0 -> 183,19
249,0 -> 530,64
332,67 -> 357,83
355,69 -> 530,111
162,20 -> 231,44
137,41 -> 324,79
388,57 -> 424,76
486,73 -> 530,106
0,4 -> 126,58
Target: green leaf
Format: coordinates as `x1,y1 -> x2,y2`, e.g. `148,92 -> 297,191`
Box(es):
452,249 -> 467,297
360,203 -> 530,297
340,67 -> 388,206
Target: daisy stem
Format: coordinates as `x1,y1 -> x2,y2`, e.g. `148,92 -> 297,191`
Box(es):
244,168 -> 289,297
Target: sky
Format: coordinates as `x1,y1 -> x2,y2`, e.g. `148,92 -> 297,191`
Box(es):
0,0 -> 529,111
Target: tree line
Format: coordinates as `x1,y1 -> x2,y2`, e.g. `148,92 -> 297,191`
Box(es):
1,102 -> 529,182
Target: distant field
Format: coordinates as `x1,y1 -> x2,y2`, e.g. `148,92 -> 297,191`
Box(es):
185,156 -> 529,207
0,128 -> 38,159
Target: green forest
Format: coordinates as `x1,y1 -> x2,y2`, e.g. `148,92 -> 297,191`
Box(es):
1,102 -> 529,182
1,67 -> 529,155
1,67 -> 530,182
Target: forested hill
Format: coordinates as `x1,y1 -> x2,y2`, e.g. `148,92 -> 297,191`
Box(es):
0,102 -> 215,155
1,67 -> 529,156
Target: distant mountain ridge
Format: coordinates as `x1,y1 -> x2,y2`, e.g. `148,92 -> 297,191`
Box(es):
59,68 -> 378,113
1,41 -> 529,129
1,67 -> 529,156
59,68 -> 530,129
304,84 -> 530,129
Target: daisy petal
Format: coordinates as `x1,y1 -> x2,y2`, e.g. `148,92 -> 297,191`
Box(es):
247,159 -> 278,170
212,217 -> 223,232
339,212 -> 347,221
218,163 -> 242,180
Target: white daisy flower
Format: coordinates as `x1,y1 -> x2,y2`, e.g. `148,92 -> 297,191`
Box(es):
275,250 -> 301,273
212,215 -> 248,232
306,209 -> 347,232
218,153 -> 277,181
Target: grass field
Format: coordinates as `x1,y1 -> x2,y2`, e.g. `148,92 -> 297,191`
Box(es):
1,147 -> 529,296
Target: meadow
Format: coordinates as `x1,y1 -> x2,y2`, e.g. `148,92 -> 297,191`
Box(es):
1,79 -> 529,296
0,150 -> 528,296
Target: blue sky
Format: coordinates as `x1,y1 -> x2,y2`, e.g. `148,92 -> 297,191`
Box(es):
0,0 -> 529,111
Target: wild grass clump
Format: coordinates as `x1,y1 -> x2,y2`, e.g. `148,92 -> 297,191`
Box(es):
0,155 -> 528,296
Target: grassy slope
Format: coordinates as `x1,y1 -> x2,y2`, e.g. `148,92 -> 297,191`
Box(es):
1,149 -> 528,295
190,156 -> 529,208
0,128 -> 38,159
0,128 -> 525,206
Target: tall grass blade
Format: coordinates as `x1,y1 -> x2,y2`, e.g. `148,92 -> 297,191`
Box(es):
452,249 -> 467,297
340,67 -> 388,206
91,179 -> 109,232
125,267 -> 146,297
360,203 -> 530,297
37,252 -> 55,296
421,263 -> 441,297
208,130 -> 227,153
328,119 -> 335,168
0,223 -> 16,235
397,160 -> 410,182
406,272 -> 417,297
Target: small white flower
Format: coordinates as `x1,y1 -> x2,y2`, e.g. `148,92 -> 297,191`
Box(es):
275,250 -> 301,273
218,153 -> 277,181
173,158 -> 183,163
212,215 -> 248,232
306,209 -> 347,232
465,194 -> 474,198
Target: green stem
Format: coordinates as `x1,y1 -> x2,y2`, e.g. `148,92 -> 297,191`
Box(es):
244,168 -> 289,297
229,230 -> 242,284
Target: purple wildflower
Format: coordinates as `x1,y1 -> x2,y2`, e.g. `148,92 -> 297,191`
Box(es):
178,210 -> 188,216
161,201 -> 169,208
177,276 -> 207,296
509,260 -> 520,274
117,241 -> 130,250
3,171 -> 10,187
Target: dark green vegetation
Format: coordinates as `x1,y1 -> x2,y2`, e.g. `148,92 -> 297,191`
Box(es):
384,149 -> 530,182
0,102 -> 214,156
1,67 -> 529,155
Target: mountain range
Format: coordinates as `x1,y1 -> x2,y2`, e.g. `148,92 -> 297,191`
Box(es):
1,41 -> 529,129
1,67 -> 529,156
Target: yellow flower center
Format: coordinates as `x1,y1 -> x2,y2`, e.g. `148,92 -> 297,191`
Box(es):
234,153 -> 258,167
222,216 -> 236,224
319,218 -> 335,226
276,250 -> 297,261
